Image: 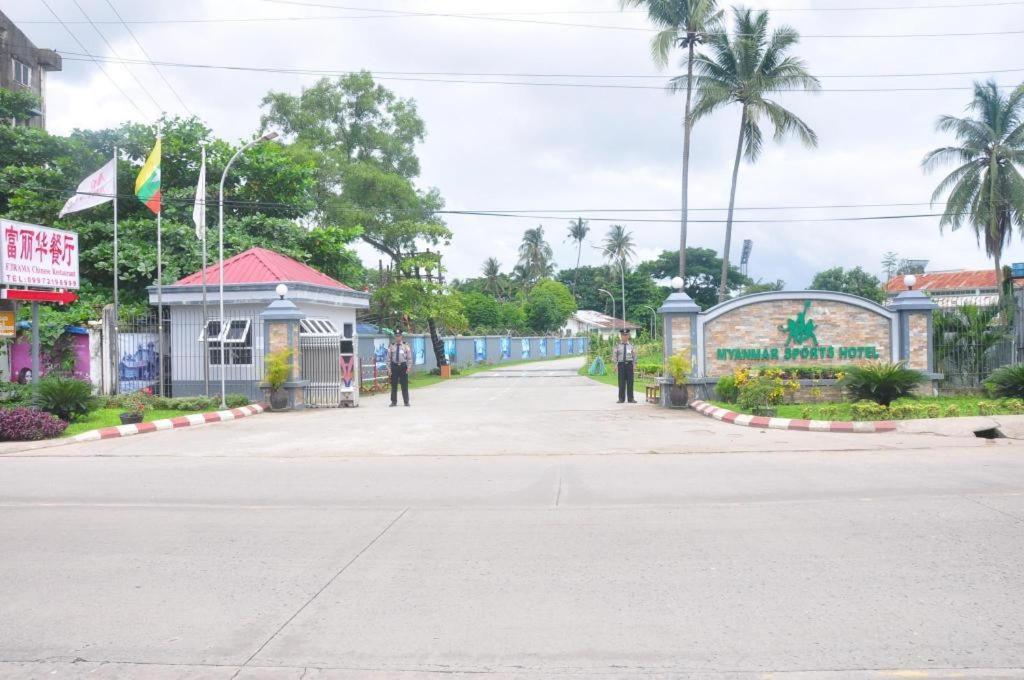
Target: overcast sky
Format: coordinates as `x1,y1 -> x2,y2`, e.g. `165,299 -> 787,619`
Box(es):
7,0 -> 1024,287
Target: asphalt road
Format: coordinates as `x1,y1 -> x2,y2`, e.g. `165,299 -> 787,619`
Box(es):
1,359 -> 1023,679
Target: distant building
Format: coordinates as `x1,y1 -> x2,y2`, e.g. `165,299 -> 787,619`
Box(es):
0,9 -> 62,129
562,310 -> 641,339
884,269 -> 1023,309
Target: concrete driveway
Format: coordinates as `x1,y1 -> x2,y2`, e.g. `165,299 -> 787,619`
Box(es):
5,357 -> 1010,457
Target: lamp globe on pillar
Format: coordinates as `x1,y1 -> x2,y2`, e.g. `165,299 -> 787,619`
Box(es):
671,276 -> 685,291
276,283 -> 288,300
903,274 -> 917,291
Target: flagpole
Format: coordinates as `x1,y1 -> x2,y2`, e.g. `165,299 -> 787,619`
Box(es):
199,142 -> 209,397
112,146 -> 120,395
156,130 -> 165,398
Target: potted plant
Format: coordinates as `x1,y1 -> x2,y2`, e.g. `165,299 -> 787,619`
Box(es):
119,393 -> 146,425
665,352 -> 692,408
263,348 -> 294,411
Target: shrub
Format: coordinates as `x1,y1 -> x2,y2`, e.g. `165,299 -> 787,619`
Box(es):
984,364 -> 1024,398
839,362 -> 923,406
636,361 -> 662,377
890,403 -> 923,420
737,374 -> 798,415
0,407 -> 67,440
264,348 -> 293,391
0,383 -> 33,408
850,400 -> 889,421
944,404 -> 961,418
33,376 -> 96,422
925,404 -> 942,419
665,352 -> 691,384
715,375 -> 739,403
226,394 -> 252,408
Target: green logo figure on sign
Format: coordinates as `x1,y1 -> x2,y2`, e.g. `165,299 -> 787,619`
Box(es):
780,300 -> 819,346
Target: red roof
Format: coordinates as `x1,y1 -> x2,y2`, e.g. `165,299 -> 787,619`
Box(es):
174,247 -> 353,291
885,270 -> 1023,293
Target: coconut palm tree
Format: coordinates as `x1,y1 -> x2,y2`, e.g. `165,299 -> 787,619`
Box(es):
680,7 -> 820,302
481,257 -> 504,298
602,225 -> 637,324
922,81 -> 1024,299
621,0 -> 722,282
517,226 -> 555,289
566,218 -> 590,297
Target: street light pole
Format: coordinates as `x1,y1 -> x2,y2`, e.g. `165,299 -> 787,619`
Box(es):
597,288 -> 615,334
641,304 -> 658,339
217,131 -> 278,409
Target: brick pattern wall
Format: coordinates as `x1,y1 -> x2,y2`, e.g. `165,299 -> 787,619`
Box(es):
670,316 -> 692,368
704,299 -> 892,377
908,313 -> 929,371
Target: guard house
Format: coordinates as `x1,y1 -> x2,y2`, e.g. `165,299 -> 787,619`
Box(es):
148,247 -> 369,402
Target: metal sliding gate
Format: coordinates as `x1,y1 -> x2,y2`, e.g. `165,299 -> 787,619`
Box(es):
300,318 -> 359,408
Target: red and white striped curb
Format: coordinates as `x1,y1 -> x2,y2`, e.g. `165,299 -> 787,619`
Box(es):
690,400 -> 896,433
72,404 -> 267,443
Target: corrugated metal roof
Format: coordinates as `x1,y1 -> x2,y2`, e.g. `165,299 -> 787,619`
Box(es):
885,269 -> 1023,293
572,310 -> 641,330
174,247 -> 353,290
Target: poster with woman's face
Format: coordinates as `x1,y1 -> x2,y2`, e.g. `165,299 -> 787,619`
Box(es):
539,339 -> 547,357
521,338 -> 530,359
500,337 -> 511,359
412,337 -> 426,365
444,339 -> 456,363
474,338 -> 486,362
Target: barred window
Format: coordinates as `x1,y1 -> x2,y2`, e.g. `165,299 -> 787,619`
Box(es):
12,59 -> 31,87
198,319 -> 252,366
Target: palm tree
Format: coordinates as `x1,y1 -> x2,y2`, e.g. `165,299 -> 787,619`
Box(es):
602,225 -> 636,324
481,257 -> 504,297
680,8 -> 820,302
517,225 -> 555,289
622,0 -> 721,282
922,81 -> 1024,300
566,218 -> 590,297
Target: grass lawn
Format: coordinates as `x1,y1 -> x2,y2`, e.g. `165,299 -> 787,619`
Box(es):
709,395 -> 1024,421
62,408 -> 202,438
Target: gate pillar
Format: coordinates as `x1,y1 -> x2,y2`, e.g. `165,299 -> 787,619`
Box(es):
260,285 -> 307,409
890,275 -> 940,388
658,277 -> 701,406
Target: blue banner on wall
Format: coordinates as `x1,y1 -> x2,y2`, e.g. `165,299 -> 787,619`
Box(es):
567,338 -> 575,353
500,336 -> 511,359
412,337 -> 426,365
521,338 -> 530,359
555,339 -> 561,356
444,339 -> 456,363
474,338 -> 486,362
539,339 -> 547,357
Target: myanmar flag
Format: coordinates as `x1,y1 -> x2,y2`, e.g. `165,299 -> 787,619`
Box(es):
135,139 -> 161,214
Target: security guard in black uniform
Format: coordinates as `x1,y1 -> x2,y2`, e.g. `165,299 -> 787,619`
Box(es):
613,329 -> 637,404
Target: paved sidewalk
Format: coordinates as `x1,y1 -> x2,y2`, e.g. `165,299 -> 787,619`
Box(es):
2,357 -> 1010,457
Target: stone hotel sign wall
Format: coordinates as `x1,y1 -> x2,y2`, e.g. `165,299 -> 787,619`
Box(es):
659,289 -> 938,383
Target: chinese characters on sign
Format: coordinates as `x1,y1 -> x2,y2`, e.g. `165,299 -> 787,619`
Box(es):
0,220 -> 80,290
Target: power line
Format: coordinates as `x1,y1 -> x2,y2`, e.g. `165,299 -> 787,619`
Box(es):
56,54 -> 1024,93
46,52 -> 1024,80
12,1 -> 1024,24
101,0 -> 196,117
69,0 -> 165,114
0,177 -> 961,224
37,0 -> 149,119
256,0 -> 1024,37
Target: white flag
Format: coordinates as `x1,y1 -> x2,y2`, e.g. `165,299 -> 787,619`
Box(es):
192,148 -> 207,240
58,159 -> 116,217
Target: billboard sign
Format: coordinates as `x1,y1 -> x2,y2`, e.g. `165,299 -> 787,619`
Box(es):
0,220 -> 80,290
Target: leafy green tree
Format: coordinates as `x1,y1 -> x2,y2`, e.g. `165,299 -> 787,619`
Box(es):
481,257 -> 505,297
0,87 -> 41,123
636,248 -> 751,309
741,279 -> 785,295
809,266 -> 884,303
462,292 -> 503,331
516,226 -> 555,289
683,8 -> 820,302
500,302 -> 528,333
566,218 -> 590,296
621,0 -> 721,281
602,224 -> 636,322
922,81 -> 1024,298
524,279 -> 577,333
881,251 -> 900,282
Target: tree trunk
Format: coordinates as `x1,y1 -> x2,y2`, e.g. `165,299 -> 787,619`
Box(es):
573,240 -> 583,297
620,260 -> 626,326
679,40 -> 695,282
427,317 -> 447,367
719,108 -> 746,303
